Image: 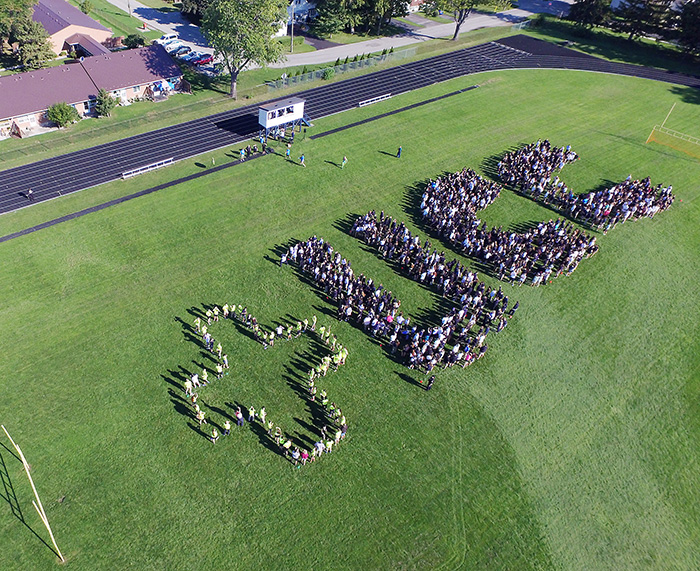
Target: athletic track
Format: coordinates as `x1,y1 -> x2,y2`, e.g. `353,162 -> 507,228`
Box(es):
0,35 -> 698,217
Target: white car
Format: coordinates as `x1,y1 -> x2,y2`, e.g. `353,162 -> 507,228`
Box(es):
155,33 -> 178,45
165,41 -> 185,54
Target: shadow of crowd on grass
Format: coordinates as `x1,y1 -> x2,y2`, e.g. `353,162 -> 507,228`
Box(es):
163,304 -> 348,466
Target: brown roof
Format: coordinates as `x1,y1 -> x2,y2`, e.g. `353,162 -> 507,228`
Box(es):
64,33 -> 111,56
0,64 -> 97,120
0,45 -> 182,122
81,44 -> 182,92
33,0 -> 110,36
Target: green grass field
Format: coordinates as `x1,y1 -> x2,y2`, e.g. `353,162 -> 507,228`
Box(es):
1,68 -> 699,570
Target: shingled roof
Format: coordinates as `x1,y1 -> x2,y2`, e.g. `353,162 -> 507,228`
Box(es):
81,44 -> 182,91
33,0 -> 110,36
0,64 -> 97,120
0,45 -> 182,122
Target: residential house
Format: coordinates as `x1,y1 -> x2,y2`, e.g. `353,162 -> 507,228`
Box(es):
33,0 -> 112,56
0,45 -> 183,138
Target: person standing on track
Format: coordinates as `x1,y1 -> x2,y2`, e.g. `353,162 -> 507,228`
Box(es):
27,189 -> 34,201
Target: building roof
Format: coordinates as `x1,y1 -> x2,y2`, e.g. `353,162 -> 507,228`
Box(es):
65,33 -> 111,56
80,44 -> 182,91
0,45 -> 183,122
33,0 -> 110,36
0,64 -> 98,120
259,97 -> 305,112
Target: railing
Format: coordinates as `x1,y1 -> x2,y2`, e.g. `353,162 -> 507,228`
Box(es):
358,93 -> 392,107
122,157 -> 174,179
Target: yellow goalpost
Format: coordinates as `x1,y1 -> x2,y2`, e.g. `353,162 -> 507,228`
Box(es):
2,425 -> 65,563
646,103 -> 700,160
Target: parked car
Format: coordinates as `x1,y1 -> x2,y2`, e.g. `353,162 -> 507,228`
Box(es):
173,46 -> 192,57
165,41 -> 185,54
192,54 -> 213,66
155,33 -> 178,45
180,51 -> 203,63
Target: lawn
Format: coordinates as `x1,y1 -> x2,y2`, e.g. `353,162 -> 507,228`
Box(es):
0,68 -> 699,570
68,0 -> 162,41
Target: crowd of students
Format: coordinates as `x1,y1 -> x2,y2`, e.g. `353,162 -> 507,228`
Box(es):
183,303 -> 347,466
283,234 -> 515,373
420,166 -> 599,285
497,139 -> 675,231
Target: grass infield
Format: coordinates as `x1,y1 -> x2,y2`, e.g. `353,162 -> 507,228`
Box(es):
0,69 -> 699,569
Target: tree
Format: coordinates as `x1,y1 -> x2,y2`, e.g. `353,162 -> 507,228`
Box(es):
95,88 -> 117,117
612,0 -> 673,40
80,0 -> 93,14
0,0 -> 33,41
202,0 -> 287,99
123,33 -> 147,48
677,0 -> 700,54
568,0 -> 610,28
12,20 -> 54,69
47,102 -> 80,128
180,0 -> 209,19
311,1 -> 347,37
426,0 -> 481,40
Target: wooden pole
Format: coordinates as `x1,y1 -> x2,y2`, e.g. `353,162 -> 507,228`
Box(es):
2,425 -> 65,563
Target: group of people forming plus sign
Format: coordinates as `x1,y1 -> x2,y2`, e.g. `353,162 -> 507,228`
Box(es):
181,303 -> 349,466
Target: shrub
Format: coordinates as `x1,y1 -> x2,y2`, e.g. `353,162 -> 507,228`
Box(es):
47,102 -> 80,128
123,34 -> 147,49
322,67 -> 334,80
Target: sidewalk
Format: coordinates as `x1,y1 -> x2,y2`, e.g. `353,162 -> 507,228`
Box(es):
101,0 -> 572,67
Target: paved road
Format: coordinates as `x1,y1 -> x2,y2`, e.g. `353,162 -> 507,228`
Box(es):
101,0 -> 573,65
1,35 -> 698,217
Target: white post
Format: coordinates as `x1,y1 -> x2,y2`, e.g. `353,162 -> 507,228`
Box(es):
1,426 -> 65,563
661,102 -> 675,128
290,0 -> 295,53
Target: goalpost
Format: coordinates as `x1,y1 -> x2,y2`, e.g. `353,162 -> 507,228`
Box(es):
646,103 -> 700,160
1,425 -> 65,563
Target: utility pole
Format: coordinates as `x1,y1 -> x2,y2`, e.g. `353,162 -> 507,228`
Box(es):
290,0 -> 295,53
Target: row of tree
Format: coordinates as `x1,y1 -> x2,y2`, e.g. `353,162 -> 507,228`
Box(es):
0,0 -> 54,69
569,0 -> 700,54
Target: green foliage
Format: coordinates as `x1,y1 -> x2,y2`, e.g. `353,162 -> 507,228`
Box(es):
322,66 -> 335,79
180,0 -> 209,18
46,102 -> 80,128
343,55 -> 349,63
334,57 -> 341,65
568,0 -> 610,28
311,2 -> 347,37
123,33 -> 147,48
302,65 -> 308,73
677,0 -> 700,54
12,19 -> 54,69
425,0 -> 481,39
95,88 -> 117,118
80,0 -> 94,14
612,0 -> 673,40
202,0 -> 287,98
0,0 -> 33,39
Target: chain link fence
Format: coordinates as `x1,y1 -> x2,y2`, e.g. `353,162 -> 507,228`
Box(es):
267,47 -> 417,92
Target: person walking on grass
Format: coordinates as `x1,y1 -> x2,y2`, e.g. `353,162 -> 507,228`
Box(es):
341,155 -> 347,169
211,428 -> 219,443
223,419 -> 231,436
299,154 -> 306,168
197,410 -> 207,426
259,407 -> 267,425
248,406 -> 256,422
236,407 -> 245,427
396,146 -> 402,158
184,378 -> 193,397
